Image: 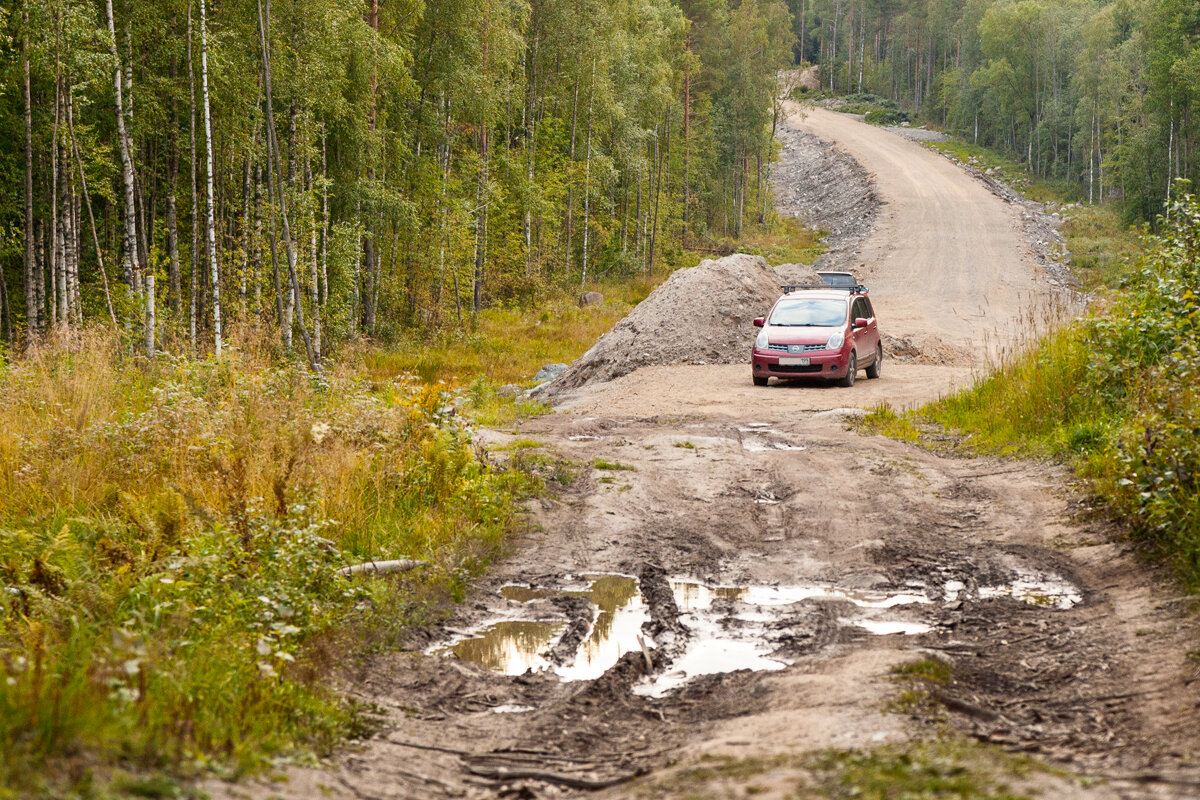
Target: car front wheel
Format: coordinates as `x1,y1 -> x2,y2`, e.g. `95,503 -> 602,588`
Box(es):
866,344 -> 882,379
753,375 -> 769,387
838,351 -> 857,387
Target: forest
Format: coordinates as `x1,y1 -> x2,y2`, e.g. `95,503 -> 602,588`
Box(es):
0,0 -> 795,359
791,0 -> 1200,220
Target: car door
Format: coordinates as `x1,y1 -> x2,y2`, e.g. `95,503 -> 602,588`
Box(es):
859,296 -> 881,361
849,297 -> 868,359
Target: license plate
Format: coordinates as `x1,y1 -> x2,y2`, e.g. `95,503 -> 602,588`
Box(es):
779,357 -> 810,366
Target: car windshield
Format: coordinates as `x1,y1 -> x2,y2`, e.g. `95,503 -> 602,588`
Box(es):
768,298 -> 847,327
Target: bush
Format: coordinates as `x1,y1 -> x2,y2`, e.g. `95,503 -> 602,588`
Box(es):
864,108 -> 912,126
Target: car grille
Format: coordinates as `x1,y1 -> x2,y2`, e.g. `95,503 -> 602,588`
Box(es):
768,343 -> 825,352
772,364 -> 822,374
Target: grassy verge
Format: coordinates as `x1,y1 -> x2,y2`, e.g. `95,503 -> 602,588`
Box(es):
0,330 -> 543,797
863,190 -> 1200,591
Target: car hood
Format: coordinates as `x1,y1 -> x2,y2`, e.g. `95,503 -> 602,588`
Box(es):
764,325 -> 842,345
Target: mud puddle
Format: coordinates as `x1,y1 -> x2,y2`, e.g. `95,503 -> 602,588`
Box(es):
435,568 -> 1084,697
634,578 -> 937,697
435,574 -> 648,681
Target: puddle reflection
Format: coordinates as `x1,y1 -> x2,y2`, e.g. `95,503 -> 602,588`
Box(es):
445,575 -> 647,681
450,621 -> 563,675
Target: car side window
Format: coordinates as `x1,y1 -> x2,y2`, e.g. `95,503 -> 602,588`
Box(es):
862,298 -> 874,318
852,298 -> 866,320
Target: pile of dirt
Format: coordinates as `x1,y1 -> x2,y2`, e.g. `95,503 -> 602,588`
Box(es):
538,254 -> 822,397
882,332 -> 974,366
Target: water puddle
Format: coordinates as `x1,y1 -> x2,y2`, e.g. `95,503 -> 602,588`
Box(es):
671,580 -> 931,611
436,566 -> 1084,697
742,438 -> 808,452
448,621 -> 564,676
944,568 -> 1082,610
634,579 -> 935,697
851,619 -> 934,636
439,575 -> 648,681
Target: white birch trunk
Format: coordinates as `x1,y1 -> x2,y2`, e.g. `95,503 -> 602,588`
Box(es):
200,0 -> 221,356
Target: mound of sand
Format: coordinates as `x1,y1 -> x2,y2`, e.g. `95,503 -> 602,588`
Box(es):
539,254 -> 822,397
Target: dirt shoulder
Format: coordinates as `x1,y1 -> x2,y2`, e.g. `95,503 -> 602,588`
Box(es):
205,109 -> 1200,800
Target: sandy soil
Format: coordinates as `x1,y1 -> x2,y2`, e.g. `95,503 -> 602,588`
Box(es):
205,110 -> 1200,800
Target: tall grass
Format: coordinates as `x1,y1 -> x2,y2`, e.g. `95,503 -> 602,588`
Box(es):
0,328 -> 536,795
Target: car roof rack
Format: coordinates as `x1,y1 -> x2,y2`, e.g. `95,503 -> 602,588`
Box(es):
781,283 -> 869,294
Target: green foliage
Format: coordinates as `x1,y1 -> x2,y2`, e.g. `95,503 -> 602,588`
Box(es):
0,0 -> 798,354
592,458 -> 636,471
651,739 -> 1046,799
0,333 -> 536,794
805,741 -> 1034,799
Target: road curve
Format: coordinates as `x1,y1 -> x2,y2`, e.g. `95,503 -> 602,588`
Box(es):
791,104 -> 1047,362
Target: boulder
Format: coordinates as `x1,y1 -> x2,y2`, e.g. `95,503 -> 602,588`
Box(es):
579,291 -> 604,307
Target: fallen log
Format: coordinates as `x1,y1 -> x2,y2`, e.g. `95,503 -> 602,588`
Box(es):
337,558 -> 427,577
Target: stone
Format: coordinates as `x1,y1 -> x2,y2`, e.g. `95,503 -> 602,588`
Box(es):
533,363 -> 569,384
578,291 -> 604,307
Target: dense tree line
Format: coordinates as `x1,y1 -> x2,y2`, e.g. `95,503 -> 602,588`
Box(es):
0,0 -> 795,358
789,0 -> 1200,219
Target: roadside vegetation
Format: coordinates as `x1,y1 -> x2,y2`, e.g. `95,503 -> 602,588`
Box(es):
0,330 -> 546,797
865,188 -> 1200,591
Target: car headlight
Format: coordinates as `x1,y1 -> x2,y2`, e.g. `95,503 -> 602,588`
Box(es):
826,330 -> 845,350
755,329 -> 769,349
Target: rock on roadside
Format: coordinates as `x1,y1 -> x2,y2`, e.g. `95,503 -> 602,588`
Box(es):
537,254 -> 822,398
533,363 -> 569,384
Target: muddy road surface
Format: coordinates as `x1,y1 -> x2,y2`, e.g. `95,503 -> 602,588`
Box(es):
208,109 -> 1200,800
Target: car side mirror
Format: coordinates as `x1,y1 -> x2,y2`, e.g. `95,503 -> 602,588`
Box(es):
753,317 -> 765,328
853,317 -> 869,329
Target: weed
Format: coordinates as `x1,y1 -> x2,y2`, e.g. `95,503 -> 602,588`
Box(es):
893,657 -> 953,684
501,439 -> 545,451
644,739 -> 1047,799
858,404 -> 921,442
806,740 -> 1035,799
593,459 -> 636,471
673,441 -> 696,449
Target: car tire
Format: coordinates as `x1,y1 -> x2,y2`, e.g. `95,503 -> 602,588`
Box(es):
753,375 -> 769,387
839,351 -> 857,387
866,344 -> 882,379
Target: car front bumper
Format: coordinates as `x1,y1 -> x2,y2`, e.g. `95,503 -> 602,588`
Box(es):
751,347 -> 851,378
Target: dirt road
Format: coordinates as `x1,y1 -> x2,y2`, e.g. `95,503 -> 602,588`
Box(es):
792,105 -> 1051,362
208,110 -> 1200,800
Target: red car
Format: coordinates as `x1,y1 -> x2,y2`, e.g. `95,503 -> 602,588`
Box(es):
751,286 -> 882,387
